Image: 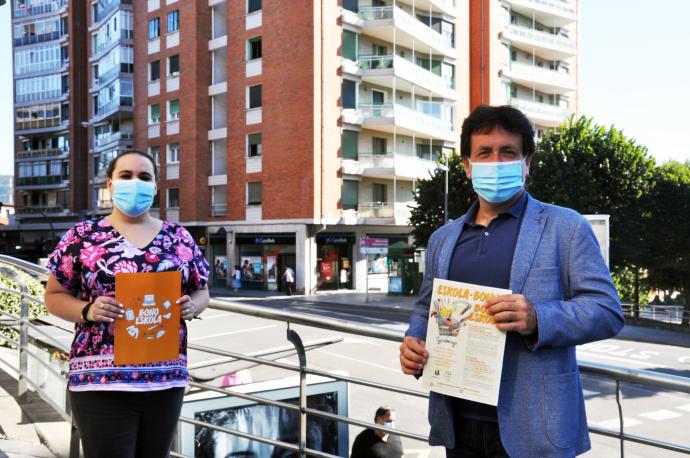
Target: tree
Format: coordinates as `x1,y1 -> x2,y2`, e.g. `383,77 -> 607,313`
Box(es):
528,116 -> 656,280
642,161 -> 690,325
409,153 -> 474,247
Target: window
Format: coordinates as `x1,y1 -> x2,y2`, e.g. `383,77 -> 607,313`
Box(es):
342,130 -> 358,160
343,30 -> 358,61
247,36 -> 262,61
166,10 -> 179,33
342,180 -> 358,210
248,85 -> 262,109
247,182 -> 262,205
343,0 -> 358,13
168,99 -> 180,120
168,54 -> 179,76
168,188 -> 179,208
149,145 -> 160,165
167,142 -> 180,163
510,84 -> 517,98
372,183 -> 387,203
149,60 -> 160,81
372,137 -> 386,155
247,0 -> 261,14
247,133 -> 262,157
148,18 -> 160,39
342,80 -> 356,109
149,103 -> 160,124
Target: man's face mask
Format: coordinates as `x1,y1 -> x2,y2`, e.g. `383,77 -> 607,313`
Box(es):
469,159 -> 526,203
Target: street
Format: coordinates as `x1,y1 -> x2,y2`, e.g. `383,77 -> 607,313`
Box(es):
186,293 -> 690,458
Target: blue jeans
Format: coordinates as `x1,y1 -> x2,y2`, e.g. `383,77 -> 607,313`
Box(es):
446,417 -> 509,458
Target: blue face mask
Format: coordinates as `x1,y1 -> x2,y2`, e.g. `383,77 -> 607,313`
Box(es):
111,179 -> 156,217
469,159 -> 525,203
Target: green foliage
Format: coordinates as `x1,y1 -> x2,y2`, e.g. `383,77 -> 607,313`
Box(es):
611,266 -> 648,306
529,116 -> 656,272
0,264 -> 47,349
641,161 -> 690,322
409,153 -> 475,247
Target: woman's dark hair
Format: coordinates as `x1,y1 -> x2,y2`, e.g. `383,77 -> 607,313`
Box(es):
460,105 -> 536,160
106,149 -> 159,180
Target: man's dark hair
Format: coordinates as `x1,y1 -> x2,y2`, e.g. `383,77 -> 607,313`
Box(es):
374,406 -> 394,421
460,105 -> 536,160
106,149 -> 158,180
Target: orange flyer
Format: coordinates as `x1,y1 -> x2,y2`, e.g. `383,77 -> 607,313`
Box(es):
114,271 -> 182,365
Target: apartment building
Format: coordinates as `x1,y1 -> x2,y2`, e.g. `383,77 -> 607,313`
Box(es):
470,0 -> 578,137
10,0 -> 88,258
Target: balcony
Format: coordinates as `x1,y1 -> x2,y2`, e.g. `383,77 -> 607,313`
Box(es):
503,24 -> 576,60
92,30 -> 133,59
504,0 -> 576,27
346,202 -> 412,225
16,118 -> 69,135
93,0 -> 133,25
93,130 -> 134,151
15,205 -> 69,215
16,148 -> 69,162
14,31 -> 66,48
343,152 -> 437,180
501,61 -> 575,94
509,97 -> 569,127
91,96 -> 133,123
357,103 -> 456,142
359,55 -> 456,100
407,0 -> 458,18
211,203 -> 227,217
13,0 -> 67,18
359,6 -> 455,57
16,175 -> 70,190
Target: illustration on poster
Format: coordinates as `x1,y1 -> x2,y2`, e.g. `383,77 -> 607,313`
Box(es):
124,294 -> 173,340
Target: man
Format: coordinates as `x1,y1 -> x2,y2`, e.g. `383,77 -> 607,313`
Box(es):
282,265 -> 295,295
350,406 -> 403,458
399,105 -> 623,457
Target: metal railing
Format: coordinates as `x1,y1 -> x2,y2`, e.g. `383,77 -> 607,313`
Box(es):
621,303 -> 690,325
0,255 -> 688,457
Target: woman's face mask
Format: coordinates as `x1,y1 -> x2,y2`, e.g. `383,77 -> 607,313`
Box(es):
111,178 -> 156,217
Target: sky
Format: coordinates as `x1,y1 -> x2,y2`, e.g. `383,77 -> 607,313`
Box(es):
0,1 -> 689,176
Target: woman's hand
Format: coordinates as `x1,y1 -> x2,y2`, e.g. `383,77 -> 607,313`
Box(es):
87,297 -> 124,323
177,295 -> 197,320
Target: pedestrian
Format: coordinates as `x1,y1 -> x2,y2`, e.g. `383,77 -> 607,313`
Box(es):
282,265 -> 295,295
43,150 -> 210,458
232,265 -> 241,291
350,406 -> 403,458
399,105 -> 623,457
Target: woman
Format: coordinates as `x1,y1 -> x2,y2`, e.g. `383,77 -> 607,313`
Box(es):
44,150 -> 210,458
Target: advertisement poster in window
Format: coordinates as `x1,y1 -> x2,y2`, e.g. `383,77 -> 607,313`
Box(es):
266,255 -> 276,283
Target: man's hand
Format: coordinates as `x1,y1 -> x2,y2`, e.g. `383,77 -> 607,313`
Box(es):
485,294 -> 538,336
399,336 -> 428,376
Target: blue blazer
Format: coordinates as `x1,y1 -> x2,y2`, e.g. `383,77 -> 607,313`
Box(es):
406,194 -> 623,457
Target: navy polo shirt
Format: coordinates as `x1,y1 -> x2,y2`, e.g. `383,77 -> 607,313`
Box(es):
448,191 -> 527,422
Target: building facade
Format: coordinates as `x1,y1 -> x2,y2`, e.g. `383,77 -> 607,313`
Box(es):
8,0 -> 578,291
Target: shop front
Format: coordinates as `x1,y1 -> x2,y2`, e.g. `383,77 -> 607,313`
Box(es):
316,234 -> 355,290
209,228 -> 228,287
235,234 -> 296,292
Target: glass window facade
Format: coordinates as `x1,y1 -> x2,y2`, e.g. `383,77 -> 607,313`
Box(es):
14,43 -> 63,75
15,74 -> 62,103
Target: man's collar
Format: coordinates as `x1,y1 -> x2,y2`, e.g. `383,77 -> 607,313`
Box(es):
464,190 -> 527,227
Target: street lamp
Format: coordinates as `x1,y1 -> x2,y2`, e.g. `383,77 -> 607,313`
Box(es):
435,162 -> 449,225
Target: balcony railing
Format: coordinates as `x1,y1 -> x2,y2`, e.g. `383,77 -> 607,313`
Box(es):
93,30 -> 133,55
13,0 -> 67,18
14,205 -> 68,215
14,31 -> 65,47
509,97 -> 569,121
506,24 -> 576,50
93,64 -> 130,88
15,89 -> 65,104
359,55 -> 456,91
94,130 -> 134,148
16,175 -> 69,187
16,148 -> 69,160
359,6 -> 454,52
359,103 -> 454,134
94,96 -> 133,117
211,203 -> 228,216
510,0 -> 577,17
93,0 -> 133,24
16,118 -> 67,132
504,61 -> 575,90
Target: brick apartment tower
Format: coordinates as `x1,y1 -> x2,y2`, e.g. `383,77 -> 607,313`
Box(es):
469,0 -> 578,137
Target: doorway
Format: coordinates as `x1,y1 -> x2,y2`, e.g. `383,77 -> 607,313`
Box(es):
278,253 -> 296,293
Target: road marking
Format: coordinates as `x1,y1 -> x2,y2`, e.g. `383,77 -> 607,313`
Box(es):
639,409 -> 683,421
189,324 -> 279,341
198,313 -> 232,320
594,417 -> 642,429
315,349 -> 401,373
576,350 -> 670,368
582,389 -> 601,397
677,404 -> 690,412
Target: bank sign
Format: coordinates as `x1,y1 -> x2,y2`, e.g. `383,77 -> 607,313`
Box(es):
360,237 -> 388,254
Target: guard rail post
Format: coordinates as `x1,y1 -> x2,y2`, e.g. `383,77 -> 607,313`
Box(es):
287,325 -> 307,458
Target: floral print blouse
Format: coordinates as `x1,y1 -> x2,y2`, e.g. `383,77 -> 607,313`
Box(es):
47,217 -> 209,392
